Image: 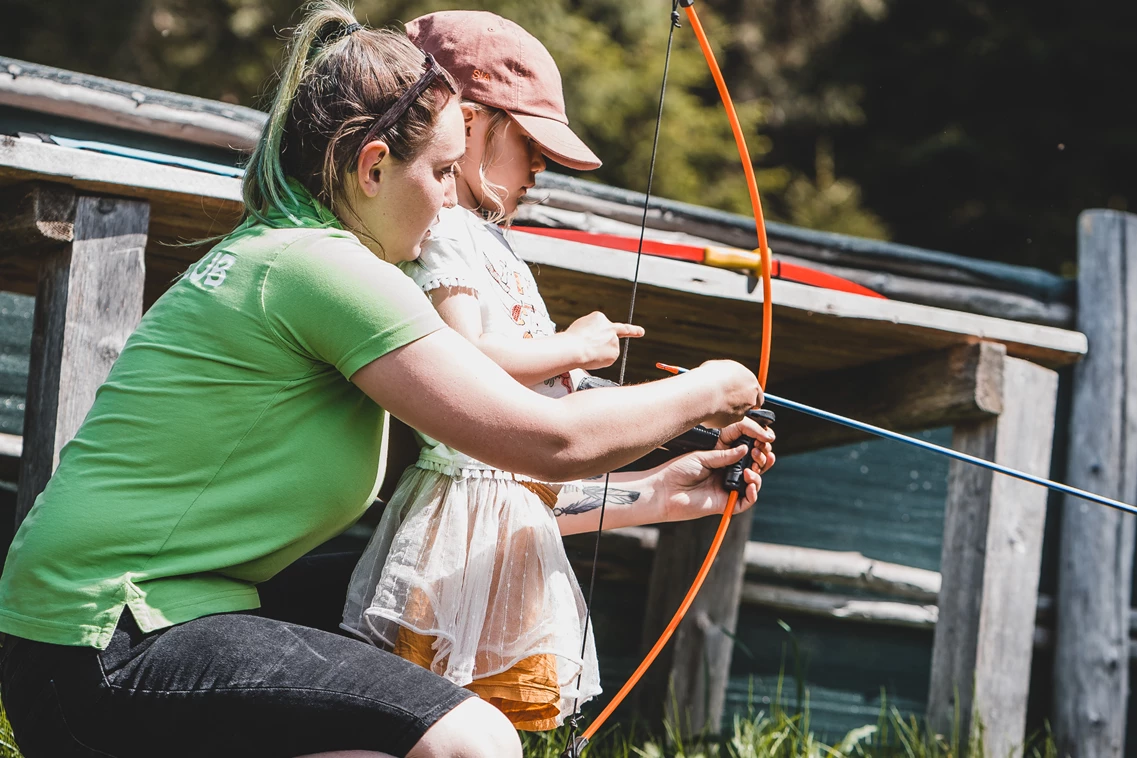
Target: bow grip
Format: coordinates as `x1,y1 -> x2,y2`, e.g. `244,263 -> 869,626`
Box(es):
723,409 -> 775,494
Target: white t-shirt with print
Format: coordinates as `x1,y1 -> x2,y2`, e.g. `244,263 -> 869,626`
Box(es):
399,206 -> 585,473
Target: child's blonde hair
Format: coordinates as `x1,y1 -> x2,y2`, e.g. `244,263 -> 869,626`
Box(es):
465,102 -> 519,225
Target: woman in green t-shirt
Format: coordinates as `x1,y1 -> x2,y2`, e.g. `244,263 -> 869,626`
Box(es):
0,3 -> 773,757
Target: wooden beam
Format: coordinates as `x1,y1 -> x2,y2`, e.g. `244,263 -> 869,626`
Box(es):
0,181 -> 76,256
926,357 -> 1058,756
0,56 -> 264,151
0,139 -> 1087,378
632,514 -> 750,736
518,203 -> 1074,328
740,583 -> 937,629
1053,210 -> 1137,758
0,139 -> 240,295
592,526 -> 941,602
514,233 -> 1086,386
771,341 -> 1005,455
16,193 -> 148,525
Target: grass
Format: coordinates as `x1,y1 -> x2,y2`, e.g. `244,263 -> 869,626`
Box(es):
520,684 -> 1059,758
0,701 -> 18,758
521,711 -> 1059,758
0,683 -> 1058,758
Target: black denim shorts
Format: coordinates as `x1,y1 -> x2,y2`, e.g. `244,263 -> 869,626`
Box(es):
0,552 -> 474,758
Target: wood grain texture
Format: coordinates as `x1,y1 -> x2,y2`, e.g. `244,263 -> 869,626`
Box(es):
0,138 -> 1085,381
0,181 -> 76,257
0,137 -> 238,293
774,342 -> 1005,455
513,233 -> 1085,387
0,56 -> 265,151
739,583 -> 938,629
518,203 -> 1074,328
1053,210 -> 1137,758
15,194 -> 148,524
597,526 -> 942,602
926,357 -> 1057,756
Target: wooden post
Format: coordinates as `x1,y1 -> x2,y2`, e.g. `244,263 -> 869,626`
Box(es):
926,356 -> 1058,755
1053,210 -> 1137,758
15,186 -> 148,525
634,512 -> 750,735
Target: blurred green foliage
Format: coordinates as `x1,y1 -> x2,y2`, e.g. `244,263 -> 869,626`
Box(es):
2,0 -> 1134,271
0,0 -> 887,241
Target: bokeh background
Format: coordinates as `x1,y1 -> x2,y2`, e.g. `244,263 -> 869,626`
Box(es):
4,0 -> 1135,275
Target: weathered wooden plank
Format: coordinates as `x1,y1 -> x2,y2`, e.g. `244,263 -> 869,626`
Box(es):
0,137 -> 240,295
926,357 -> 1057,755
0,181 -> 76,256
513,233 -> 1086,385
774,342 -> 1004,455
518,204 -> 1074,328
597,526 -> 941,602
0,139 -> 1087,378
1053,210 -> 1137,758
528,179 -> 1073,304
15,194 -> 148,524
0,56 -> 264,151
740,583 -> 938,629
633,514 -> 751,736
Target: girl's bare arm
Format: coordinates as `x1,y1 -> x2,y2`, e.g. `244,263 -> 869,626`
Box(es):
430,287 -> 641,386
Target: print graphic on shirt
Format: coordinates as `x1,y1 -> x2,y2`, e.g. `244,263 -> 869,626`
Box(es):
483,254 -> 515,298
511,303 -> 536,327
484,253 -> 550,319
187,250 -> 237,290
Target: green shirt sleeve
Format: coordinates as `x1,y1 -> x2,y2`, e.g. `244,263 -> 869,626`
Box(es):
261,230 -> 446,378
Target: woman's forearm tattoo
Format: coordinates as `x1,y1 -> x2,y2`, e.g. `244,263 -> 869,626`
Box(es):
552,485 -> 640,517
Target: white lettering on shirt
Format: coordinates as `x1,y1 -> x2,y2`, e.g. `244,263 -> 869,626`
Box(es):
188,252 -> 237,290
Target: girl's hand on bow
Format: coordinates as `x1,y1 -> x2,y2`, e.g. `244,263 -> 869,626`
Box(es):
655,416 -> 775,522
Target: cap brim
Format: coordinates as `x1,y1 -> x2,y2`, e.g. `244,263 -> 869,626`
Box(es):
509,113 -> 602,171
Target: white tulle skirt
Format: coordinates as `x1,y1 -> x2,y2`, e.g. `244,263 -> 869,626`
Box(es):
342,457 -> 601,729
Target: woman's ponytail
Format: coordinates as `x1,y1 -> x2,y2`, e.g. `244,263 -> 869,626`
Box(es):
242,1 -> 457,226
244,2 -> 357,225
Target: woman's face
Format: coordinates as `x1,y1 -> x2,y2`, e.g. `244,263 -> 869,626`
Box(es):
345,97 -> 465,263
458,106 -> 547,217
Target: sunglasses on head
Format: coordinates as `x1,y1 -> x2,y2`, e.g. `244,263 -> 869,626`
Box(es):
357,52 -> 457,155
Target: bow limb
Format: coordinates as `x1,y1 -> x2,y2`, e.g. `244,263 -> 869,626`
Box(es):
575,2 -> 772,744
683,0 -> 773,387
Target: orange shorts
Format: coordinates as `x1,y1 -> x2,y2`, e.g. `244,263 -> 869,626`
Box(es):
394,626 -> 561,731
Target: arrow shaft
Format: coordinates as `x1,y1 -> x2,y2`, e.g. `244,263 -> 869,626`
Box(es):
764,392 -> 1136,515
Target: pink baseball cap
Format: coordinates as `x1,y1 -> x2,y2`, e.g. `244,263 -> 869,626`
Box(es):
405,10 -> 602,171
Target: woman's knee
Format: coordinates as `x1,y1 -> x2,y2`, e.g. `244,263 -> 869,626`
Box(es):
407,697 -> 522,758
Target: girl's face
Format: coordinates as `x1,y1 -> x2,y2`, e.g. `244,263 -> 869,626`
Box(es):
344,98 -> 465,263
458,105 -> 547,217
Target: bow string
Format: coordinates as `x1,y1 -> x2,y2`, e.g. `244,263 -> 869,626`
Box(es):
562,0 -> 773,752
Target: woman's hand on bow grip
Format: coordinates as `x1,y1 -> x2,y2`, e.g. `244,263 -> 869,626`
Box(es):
689,360 -> 764,428
655,416 -> 775,523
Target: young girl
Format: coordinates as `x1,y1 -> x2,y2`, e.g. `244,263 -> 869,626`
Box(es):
342,10 -> 762,733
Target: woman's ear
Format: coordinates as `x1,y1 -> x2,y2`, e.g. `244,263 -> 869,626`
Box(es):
356,140 -> 390,198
